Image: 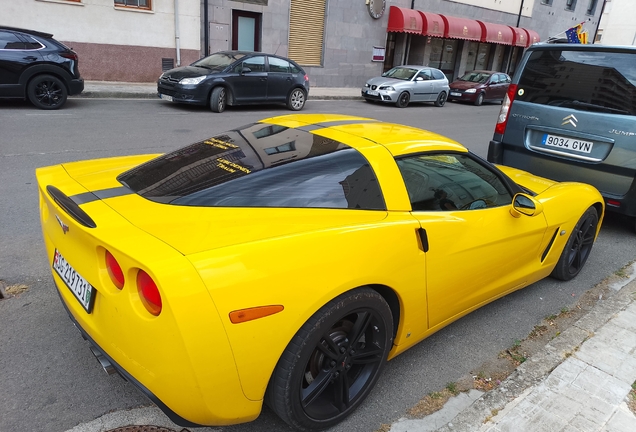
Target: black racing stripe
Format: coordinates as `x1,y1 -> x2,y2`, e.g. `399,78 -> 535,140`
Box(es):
70,186 -> 134,205
297,119 -> 380,132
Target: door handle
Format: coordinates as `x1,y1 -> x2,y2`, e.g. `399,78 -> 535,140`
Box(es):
417,228 -> 429,252
23,56 -> 38,61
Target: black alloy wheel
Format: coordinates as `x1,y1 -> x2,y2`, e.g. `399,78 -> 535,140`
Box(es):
267,288 -> 393,430
395,91 -> 410,108
551,207 -> 599,281
434,91 -> 447,107
210,86 -> 227,113
27,74 -> 68,110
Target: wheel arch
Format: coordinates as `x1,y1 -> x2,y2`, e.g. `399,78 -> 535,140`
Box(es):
367,284 -> 401,340
207,83 -> 234,107
20,64 -> 73,95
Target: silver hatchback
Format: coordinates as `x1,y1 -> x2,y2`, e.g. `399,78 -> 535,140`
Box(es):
362,66 -> 450,108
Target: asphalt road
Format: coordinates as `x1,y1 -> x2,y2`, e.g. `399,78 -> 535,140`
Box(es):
1,98 -> 635,432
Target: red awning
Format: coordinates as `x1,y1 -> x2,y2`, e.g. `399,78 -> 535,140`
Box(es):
440,15 -> 481,41
418,11 -> 445,37
523,28 -> 541,46
477,21 -> 514,45
387,6 -> 423,34
508,26 -> 528,47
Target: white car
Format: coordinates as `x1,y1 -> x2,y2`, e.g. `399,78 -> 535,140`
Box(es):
362,66 -> 450,108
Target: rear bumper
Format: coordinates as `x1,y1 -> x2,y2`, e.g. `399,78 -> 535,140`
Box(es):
68,78 -> 84,96
55,285 -> 201,427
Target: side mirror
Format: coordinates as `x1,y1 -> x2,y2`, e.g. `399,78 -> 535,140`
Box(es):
241,67 -> 252,74
415,76 -> 424,81
510,193 -> 544,218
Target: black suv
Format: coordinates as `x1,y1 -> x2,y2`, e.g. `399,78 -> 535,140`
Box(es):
0,26 -> 83,109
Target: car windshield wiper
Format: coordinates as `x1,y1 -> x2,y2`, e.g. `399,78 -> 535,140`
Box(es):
194,64 -> 213,70
554,99 -> 630,115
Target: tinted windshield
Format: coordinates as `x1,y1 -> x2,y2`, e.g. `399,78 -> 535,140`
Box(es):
384,67 -> 418,81
192,53 -> 246,69
118,122 -> 386,210
517,49 -> 636,116
459,72 -> 491,83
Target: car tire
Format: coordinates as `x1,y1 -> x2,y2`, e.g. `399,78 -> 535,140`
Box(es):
266,287 -> 393,431
287,88 -> 306,111
27,74 -> 68,110
395,92 -> 410,108
551,207 -> 599,281
210,87 -> 227,113
474,93 -> 484,106
434,91 -> 447,107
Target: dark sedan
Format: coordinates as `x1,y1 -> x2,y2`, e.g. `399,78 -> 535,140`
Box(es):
448,71 -> 510,106
157,51 -> 310,113
0,26 -> 84,109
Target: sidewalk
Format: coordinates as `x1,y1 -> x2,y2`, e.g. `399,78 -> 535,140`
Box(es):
392,267 -> 636,432
75,80 -> 362,100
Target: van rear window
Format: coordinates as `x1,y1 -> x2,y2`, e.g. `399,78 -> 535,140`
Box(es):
516,49 -> 636,116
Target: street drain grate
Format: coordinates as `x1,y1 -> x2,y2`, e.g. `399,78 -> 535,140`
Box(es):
105,427 -> 188,432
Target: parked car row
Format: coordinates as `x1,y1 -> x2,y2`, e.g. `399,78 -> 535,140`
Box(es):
1,26 -> 511,112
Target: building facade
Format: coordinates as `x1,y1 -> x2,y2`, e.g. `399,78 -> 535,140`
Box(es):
1,0 -> 605,85
204,0 -> 604,88
0,0 -> 200,82
596,0 -> 635,45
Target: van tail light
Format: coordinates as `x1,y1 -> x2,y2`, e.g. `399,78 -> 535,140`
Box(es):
105,250 -> 125,290
137,270 -> 162,316
495,83 -> 518,135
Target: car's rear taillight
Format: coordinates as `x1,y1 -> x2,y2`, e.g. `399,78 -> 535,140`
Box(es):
495,83 -> 518,135
137,270 -> 162,316
304,74 -> 309,82
60,52 -> 78,61
105,250 -> 125,290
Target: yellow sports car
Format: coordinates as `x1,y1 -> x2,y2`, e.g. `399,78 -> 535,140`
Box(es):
37,114 -> 603,431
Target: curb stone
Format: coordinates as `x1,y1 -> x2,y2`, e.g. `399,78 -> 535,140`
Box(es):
431,275 -> 636,432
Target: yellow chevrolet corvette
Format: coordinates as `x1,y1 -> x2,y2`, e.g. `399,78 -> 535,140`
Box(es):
37,114 -> 603,431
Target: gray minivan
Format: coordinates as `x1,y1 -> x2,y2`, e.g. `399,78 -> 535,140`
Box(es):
487,44 -> 636,228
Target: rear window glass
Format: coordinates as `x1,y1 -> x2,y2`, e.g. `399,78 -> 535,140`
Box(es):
517,49 -> 636,116
118,123 -> 386,210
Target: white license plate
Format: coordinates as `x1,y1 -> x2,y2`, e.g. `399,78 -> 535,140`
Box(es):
450,92 -> 462,97
542,134 -> 593,154
366,90 -> 379,96
53,249 -> 95,313
159,94 -> 173,102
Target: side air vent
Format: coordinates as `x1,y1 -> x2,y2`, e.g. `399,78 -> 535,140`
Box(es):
46,185 -> 97,228
541,228 -> 559,262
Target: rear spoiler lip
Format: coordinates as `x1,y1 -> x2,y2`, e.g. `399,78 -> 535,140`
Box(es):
46,185 -> 97,228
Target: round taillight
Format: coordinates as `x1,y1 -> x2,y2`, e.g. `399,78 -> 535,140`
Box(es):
105,250 -> 125,290
137,270 -> 162,316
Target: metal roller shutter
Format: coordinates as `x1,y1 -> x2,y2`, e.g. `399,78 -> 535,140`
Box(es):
288,0 -> 326,66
